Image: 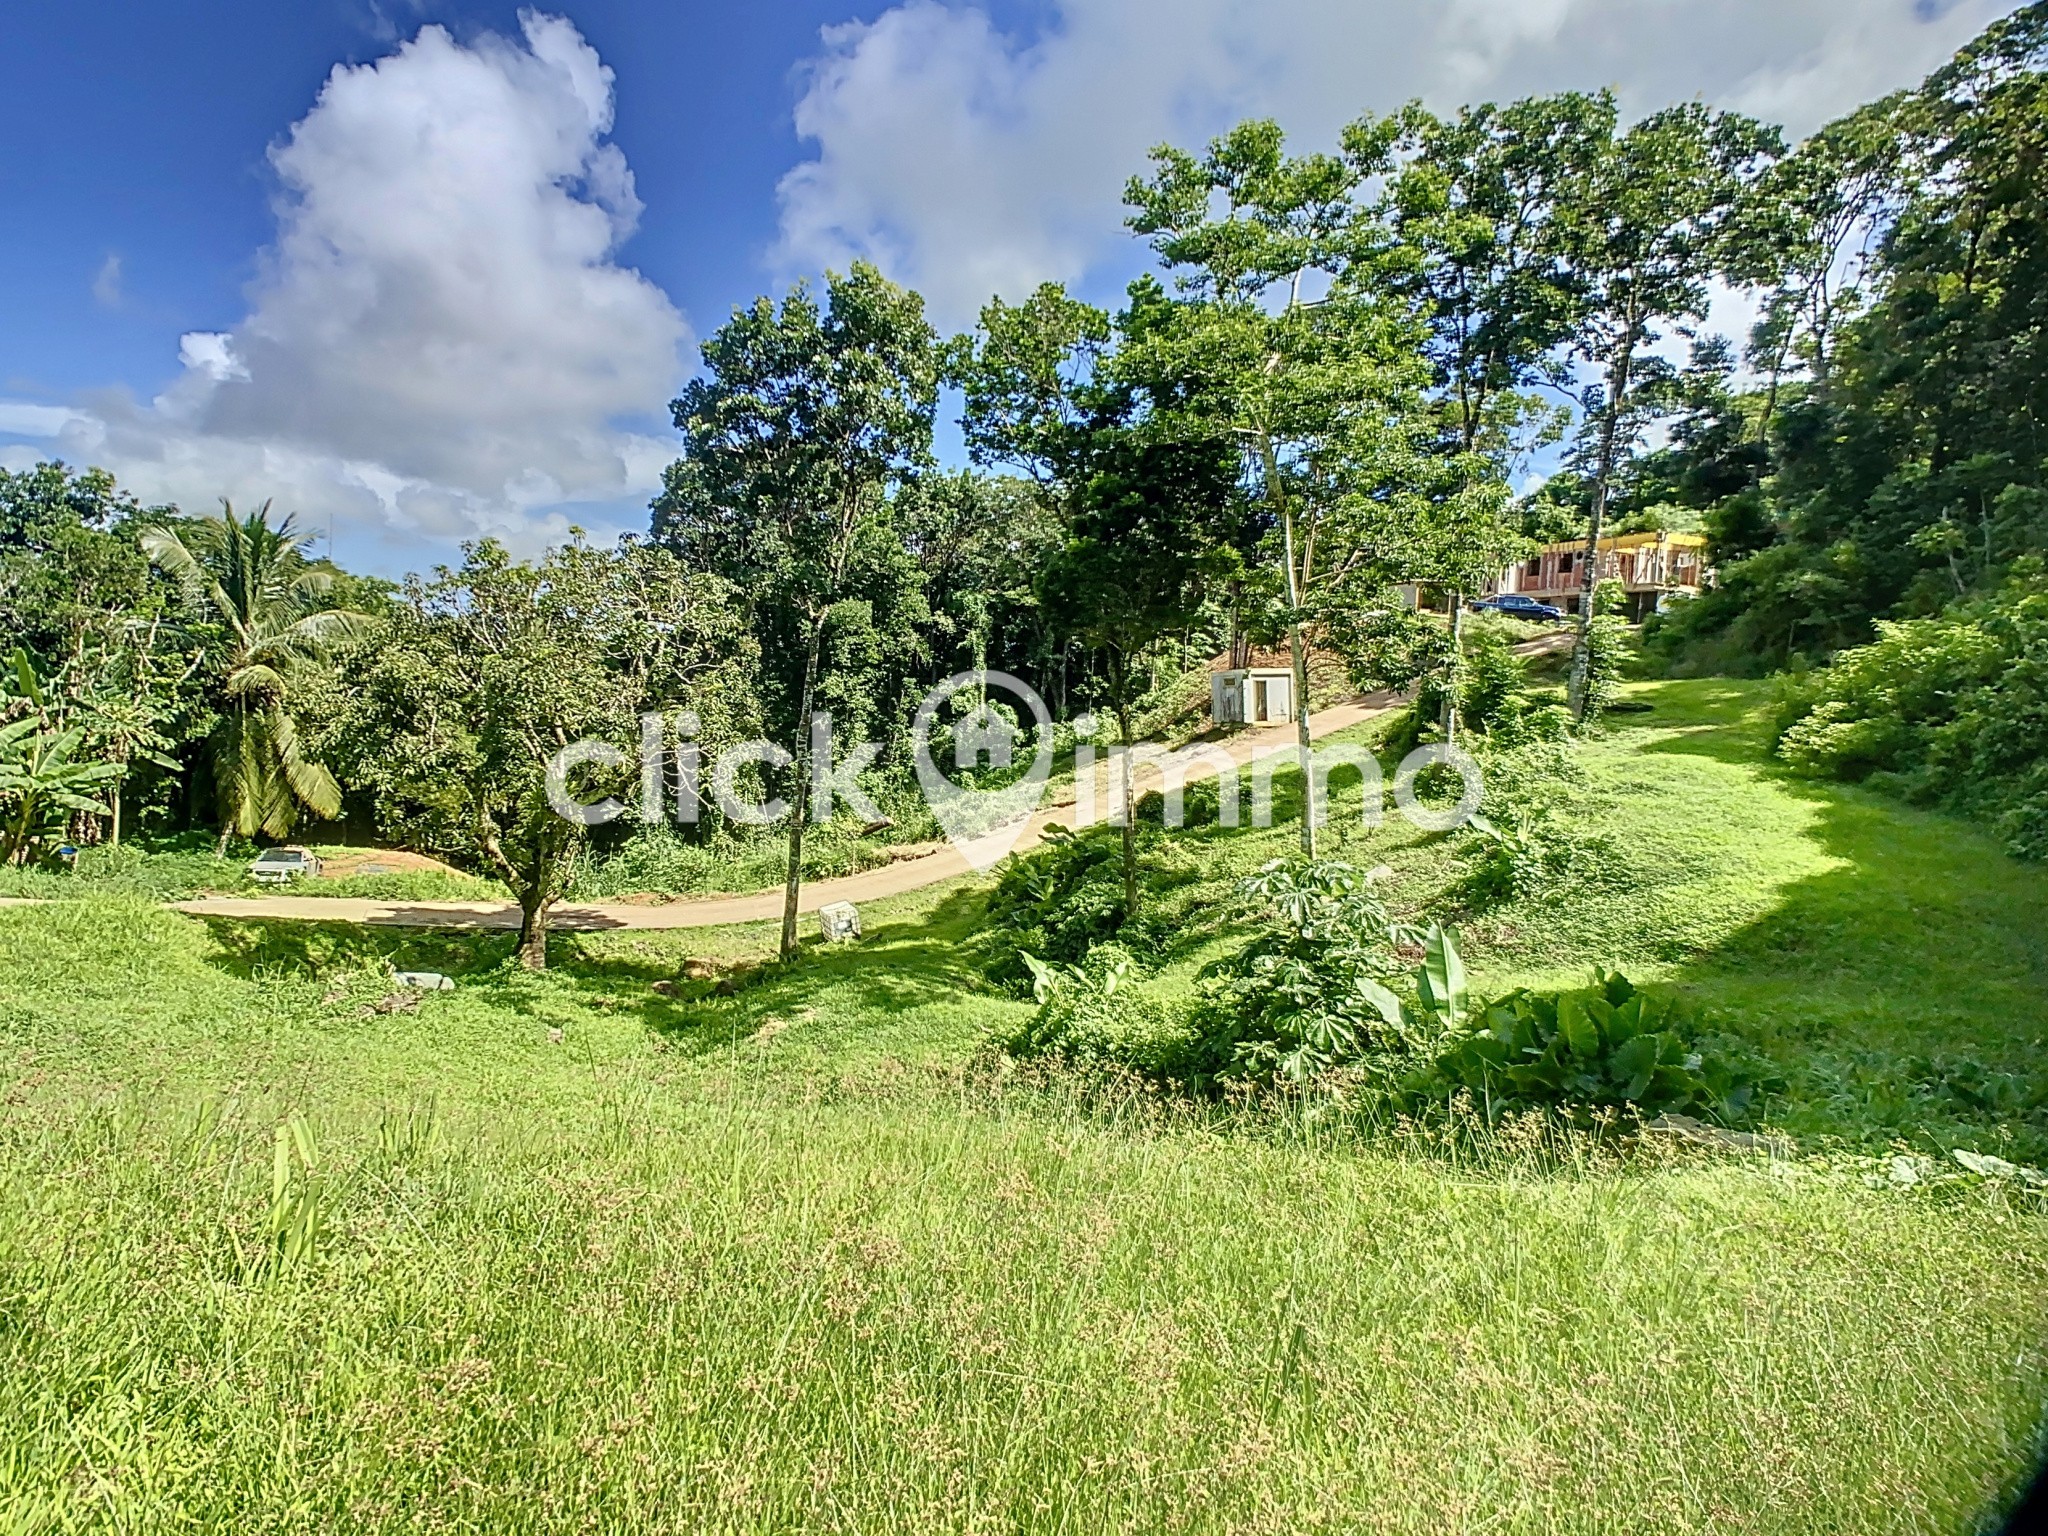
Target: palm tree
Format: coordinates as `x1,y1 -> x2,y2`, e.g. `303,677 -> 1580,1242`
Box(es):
140,501 -> 368,854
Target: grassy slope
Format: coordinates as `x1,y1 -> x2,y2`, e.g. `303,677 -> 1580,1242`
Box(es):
0,680 -> 2043,1532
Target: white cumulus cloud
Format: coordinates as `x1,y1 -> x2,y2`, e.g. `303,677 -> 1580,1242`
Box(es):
4,11 -> 684,554
775,0 -> 2020,325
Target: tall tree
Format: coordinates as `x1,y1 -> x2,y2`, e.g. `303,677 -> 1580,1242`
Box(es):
1725,99 -> 1913,426
1656,4 -> 2048,669
654,264 -> 938,959
1384,94 -> 1605,733
1122,118 -> 1435,854
1555,103 -> 1781,718
331,538 -> 751,969
956,282 -> 1243,913
139,501 -> 367,853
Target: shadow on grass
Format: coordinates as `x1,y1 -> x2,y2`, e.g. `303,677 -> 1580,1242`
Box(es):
639,885 -> 999,1058
1620,684 -> 2048,1151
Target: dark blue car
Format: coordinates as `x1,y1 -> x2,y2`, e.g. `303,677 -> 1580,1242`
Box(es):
1472,593 -> 1567,622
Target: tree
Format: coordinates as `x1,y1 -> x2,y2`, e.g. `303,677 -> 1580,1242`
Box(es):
333,538 -> 751,969
1554,104 -> 1781,718
1724,97 -> 1913,424
654,263 -> 939,960
1652,5 -> 2048,670
1046,435 -> 1242,916
1386,94 -> 1609,463
1385,95 -> 1608,733
902,470 -> 1062,697
139,501 -> 368,852
0,463 -> 165,665
1122,118 -> 1438,853
956,282 -> 1244,914
0,651 -> 120,866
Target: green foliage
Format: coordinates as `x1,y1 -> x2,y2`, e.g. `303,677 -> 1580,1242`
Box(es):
140,501 -> 368,844
1659,9 -> 2048,671
327,537 -> 751,966
655,263 -> 939,955
1457,742 -> 1615,908
995,942 -> 1189,1076
1186,860 -> 1424,1087
1774,569 -> 2048,856
1577,580 -> 1634,722
0,461 -> 168,670
981,824 -> 1156,991
1417,970 -> 1760,1124
0,715 -> 119,866
1455,624 -> 1570,746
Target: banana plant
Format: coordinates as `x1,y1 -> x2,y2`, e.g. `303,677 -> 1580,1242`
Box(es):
0,716 -> 119,865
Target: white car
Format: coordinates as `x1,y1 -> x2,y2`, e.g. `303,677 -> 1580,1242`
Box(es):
249,847 -> 322,884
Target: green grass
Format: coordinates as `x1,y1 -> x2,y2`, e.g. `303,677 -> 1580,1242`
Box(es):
0,679 -> 2044,1531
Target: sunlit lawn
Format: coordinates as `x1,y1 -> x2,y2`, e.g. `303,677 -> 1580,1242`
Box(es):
0,679 -> 2044,1532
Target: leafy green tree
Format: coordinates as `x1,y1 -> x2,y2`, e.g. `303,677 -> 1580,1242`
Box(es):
1661,5 -> 2048,671
0,462 -> 169,670
654,264 -> 938,959
956,281 -> 1245,914
0,651 -> 120,865
1386,93 -> 1610,463
902,470 -> 1062,696
1384,95 -> 1610,733
1725,97 -> 1913,424
140,501 -> 368,853
1554,104 -> 1781,717
1122,118 -> 1452,851
332,538 -> 751,969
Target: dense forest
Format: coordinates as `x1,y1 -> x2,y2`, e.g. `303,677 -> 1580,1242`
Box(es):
3,2 -> 2044,943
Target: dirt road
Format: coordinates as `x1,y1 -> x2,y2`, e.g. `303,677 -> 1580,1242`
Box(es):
168,694 -> 1400,933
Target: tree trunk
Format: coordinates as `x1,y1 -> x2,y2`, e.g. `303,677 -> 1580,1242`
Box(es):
1441,590 -> 1464,746
1264,438 -> 1317,860
1110,652 -> 1139,920
779,616 -> 827,962
110,779 -> 123,848
1568,339 -> 1636,721
516,889 -> 550,970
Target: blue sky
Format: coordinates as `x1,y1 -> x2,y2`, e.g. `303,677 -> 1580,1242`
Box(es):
0,0 -> 2017,576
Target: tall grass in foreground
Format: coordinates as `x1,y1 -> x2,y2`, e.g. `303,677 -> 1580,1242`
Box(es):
0,835 -> 2044,1531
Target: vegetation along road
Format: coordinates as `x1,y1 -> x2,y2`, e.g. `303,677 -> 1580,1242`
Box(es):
166,695 -> 1399,932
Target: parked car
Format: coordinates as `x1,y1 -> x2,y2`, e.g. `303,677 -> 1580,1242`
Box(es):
1471,593 -> 1567,622
249,846 -> 322,884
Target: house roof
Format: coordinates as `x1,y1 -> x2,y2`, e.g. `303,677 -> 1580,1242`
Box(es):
1526,531 -> 1707,557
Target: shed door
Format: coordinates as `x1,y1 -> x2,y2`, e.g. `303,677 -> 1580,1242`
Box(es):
1252,680 -> 1269,721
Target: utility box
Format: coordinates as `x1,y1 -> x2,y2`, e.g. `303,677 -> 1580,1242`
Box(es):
818,901 -> 862,942
1210,667 -> 1294,725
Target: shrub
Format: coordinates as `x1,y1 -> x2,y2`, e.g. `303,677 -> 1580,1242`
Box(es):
981,825 -> 1144,992
1774,566 -> 2048,857
1186,861 -> 1433,1088
1459,625 -> 1527,734
1454,742 -> 1615,909
994,943 -> 1190,1076
1577,580 -> 1633,722
1413,970 -> 1759,1125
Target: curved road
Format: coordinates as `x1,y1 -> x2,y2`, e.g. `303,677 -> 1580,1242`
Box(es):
160,694 -> 1400,933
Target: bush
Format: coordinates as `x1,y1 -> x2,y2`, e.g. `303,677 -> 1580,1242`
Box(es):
1774,567 -> 2048,857
981,825 -> 1146,992
1577,580 -> 1633,722
994,942 -> 1191,1075
1455,742 -> 1616,909
1186,861 -> 1433,1088
1413,970 -> 1760,1125
1459,625 -> 1526,734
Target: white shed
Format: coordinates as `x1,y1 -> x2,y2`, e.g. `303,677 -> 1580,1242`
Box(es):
1211,667 -> 1294,725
